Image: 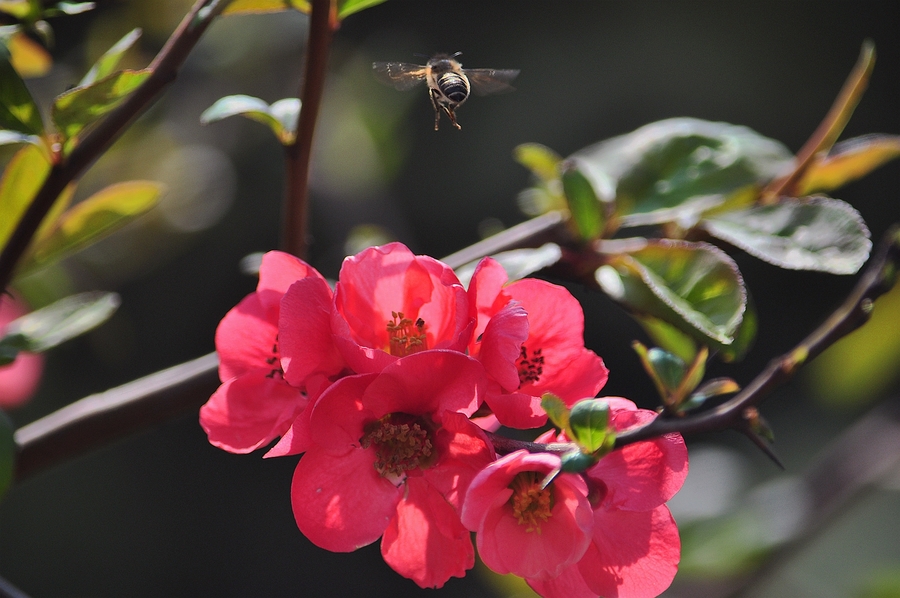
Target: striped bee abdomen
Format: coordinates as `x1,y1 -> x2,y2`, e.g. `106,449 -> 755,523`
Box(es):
437,72 -> 470,104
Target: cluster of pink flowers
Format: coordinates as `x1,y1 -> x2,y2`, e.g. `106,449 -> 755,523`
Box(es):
200,243 -> 688,597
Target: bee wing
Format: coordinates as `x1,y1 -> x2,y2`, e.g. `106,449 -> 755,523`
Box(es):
465,69 -> 520,96
372,62 -> 429,91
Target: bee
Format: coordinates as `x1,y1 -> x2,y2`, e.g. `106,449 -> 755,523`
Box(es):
372,53 -> 519,131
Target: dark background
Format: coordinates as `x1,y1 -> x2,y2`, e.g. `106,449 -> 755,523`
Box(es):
2,1 -> 899,596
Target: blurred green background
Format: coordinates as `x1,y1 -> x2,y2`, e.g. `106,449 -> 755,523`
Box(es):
2,1 -> 900,596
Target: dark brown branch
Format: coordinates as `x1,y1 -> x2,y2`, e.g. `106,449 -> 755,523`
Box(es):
14,353 -> 219,481
0,0 -> 231,293
281,0 -> 335,259
614,224 -> 900,448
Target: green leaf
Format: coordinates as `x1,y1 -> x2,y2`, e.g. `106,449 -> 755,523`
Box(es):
681,377 -> 741,411
337,0 -> 386,19
596,238 -> 746,346
571,118 -> 793,228
79,27 -> 141,87
222,0 -> 309,14
540,393 -> 570,435
18,180 -> 162,276
562,162 -> 604,241
514,142 -> 562,183
0,128 -> 39,147
634,342 -> 686,398
702,196 -> 871,274
0,44 -> 44,135
559,450 -> 598,474
0,1 -> 35,21
51,68 -> 151,143
0,291 -> 119,353
200,95 -> 300,145
568,399 -> 613,454
635,315 -> 697,364
455,243 -> 562,288
0,143 -> 50,252
45,1 -> 95,16
796,134 -> 900,195
0,410 -> 13,500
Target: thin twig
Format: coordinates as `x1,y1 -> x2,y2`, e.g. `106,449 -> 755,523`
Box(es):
281,0 -> 335,259
0,0 -> 231,293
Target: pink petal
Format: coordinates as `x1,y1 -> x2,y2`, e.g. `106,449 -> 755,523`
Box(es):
363,351 -> 485,418
308,373 -> 377,452
0,350 -> 42,409
279,276 -> 346,387
381,477 -> 474,588
588,399 -> 689,511
291,446 -> 401,552
256,250 -> 324,308
423,411 -> 496,510
483,388 -> 548,429
477,301 -> 528,392
215,292 -> 279,382
466,257 -> 512,341
578,505 -> 681,598
527,565 -> 598,598
199,371 -> 306,453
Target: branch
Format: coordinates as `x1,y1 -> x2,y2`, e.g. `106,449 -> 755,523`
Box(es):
614,224 -> 900,448
0,0 -> 231,293
13,353 -> 219,482
281,0 -> 336,259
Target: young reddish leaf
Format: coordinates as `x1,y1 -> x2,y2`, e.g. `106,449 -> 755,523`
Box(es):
222,0 -> 310,14
570,118 -> 793,228
0,45 -> 44,135
7,30 -> 51,78
337,0 -> 387,19
51,68 -> 151,144
796,134 -> 900,196
596,238 -> 746,346
562,162 -> 604,241
201,95 -> 300,145
568,398 -> 613,454
0,410 -> 13,500
17,180 -> 162,276
0,143 -> 50,252
79,27 -> 142,87
702,196 -> 871,274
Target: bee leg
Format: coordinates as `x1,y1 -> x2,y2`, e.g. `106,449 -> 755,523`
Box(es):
429,88 -> 442,131
443,106 -> 461,130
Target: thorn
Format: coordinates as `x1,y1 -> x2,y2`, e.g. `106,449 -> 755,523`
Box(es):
739,424 -> 785,470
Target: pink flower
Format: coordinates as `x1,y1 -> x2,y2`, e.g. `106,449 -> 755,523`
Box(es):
200,251 -> 330,453
467,257 -> 609,428
0,296 -> 43,409
526,398 -> 688,598
279,243 -> 473,385
460,450 -> 594,580
290,350 -> 495,588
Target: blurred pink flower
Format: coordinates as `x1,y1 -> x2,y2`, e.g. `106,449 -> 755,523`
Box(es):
526,398 -> 689,598
290,350 -> 494,588
467,257 -> 609,428
0,296 -> 43,409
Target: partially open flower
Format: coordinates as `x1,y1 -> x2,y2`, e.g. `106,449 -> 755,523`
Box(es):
0,296 -> 43,410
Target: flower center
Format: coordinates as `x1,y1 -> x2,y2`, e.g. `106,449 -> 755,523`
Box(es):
518,345 -> 545,385
264,335 -> 283,379
508,471 -> 553,533
360,413 -> 436,477
386,311 -> 428,357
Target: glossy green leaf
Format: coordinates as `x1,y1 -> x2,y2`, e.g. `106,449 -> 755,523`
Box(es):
514,142 -> 561,183
51,68 -> 151,143
338,0 -> 386,19
680,377 -> 740,411
571,118 -> 793,228
222,0 -> 309,14
455,243 -> 562,288
0,291 -> 119,353
0,410 -> 13,500
596,239 -> 746,345
540,393 -> 570,435
560,450 -> 599,474
634,342 -> 685,398
568,399 -> 613,454
45,2 -> 95,16
79,27 -> 141,87
702,196 -> 871,274
797,134 -> 900,195
18,180 -> 161,276
200,95 -> 300,145
0,143 -> 50,252
562,163 -> 604,241
0,44 -> 44,135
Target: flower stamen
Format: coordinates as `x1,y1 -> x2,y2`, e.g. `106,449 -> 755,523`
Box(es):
361,414 -> 435,477
518,345 -> 544,385
386,311 -> 428,356
508,471 -> 553,533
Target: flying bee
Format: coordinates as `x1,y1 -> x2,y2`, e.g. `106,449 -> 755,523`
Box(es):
372,53 -> 520,130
